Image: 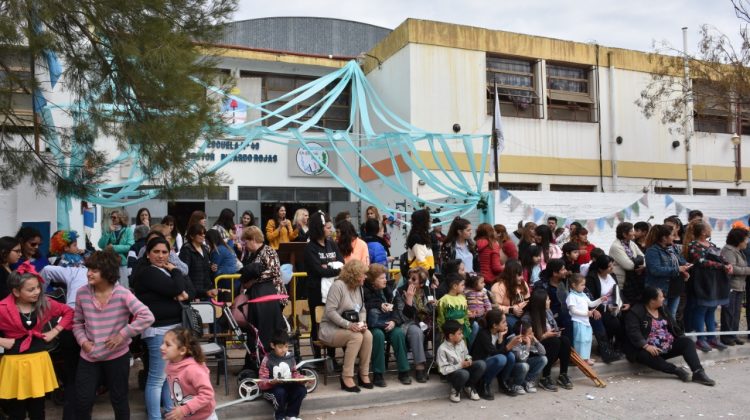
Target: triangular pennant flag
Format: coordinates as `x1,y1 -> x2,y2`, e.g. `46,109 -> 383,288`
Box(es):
631,202 -> 640,216
717,219 -> 725,231
586,219 -> 596,232
615,211 -> 624,222
708,217 -> 718,229
524,205 -> 533,219
664,195 -> 674,207
499,188 -> 511,203
510,196 -> 522,212
624,206 -> 632,219
597,217 -> 606,230
606,216 -> 616,228
533,208 -> 545,223
675,202 -> 684,215
639,194 -> 649,208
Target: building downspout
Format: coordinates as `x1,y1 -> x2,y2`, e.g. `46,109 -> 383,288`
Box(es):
608,51 -> 618,192
595,45 -> 605,192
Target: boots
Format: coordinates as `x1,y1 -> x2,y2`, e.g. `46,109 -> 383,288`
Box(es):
478,379 -> 494,400
595,333 -> 622,364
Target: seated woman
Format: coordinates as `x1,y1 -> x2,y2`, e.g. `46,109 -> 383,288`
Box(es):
363,263 -> 412,386
584,255 -> 625,363
623,286 -> 715,386
533,259 -> 572,342
395,266 -> 433,383
319,259 -> 374,393
523,288 -> 574,391
470,309 -> 517,400
490,259 -> 530,330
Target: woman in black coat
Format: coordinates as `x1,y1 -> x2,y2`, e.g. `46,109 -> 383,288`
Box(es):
178,223 -> 218,300
584,255 -> 624,363
623,287 -> 715,386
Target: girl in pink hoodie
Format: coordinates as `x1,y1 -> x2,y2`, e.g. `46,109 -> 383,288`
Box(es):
161,327 -> 217,420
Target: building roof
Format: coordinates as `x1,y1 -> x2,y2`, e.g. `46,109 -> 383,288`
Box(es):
220,17 -> 392,58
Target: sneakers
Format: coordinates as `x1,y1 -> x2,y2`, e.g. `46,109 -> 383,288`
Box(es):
708,339 -> 728,351
524,381 -> 538,393
479,381 -> 495,400
695,340 -> 713,353
538,376 -> 559,392
557,373 -> 574,390
469,388 -> 480,401
500,380 -> 518,397
449,388 -> 461,403
675,367 -> 691,382
691,368 -> 716,386
512,384 -> 526,395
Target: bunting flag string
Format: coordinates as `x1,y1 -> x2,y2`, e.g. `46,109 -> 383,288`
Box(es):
664,196 -> 750,231
495,188 -> 650,234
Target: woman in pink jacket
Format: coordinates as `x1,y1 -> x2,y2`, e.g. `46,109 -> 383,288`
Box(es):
475,223 -> 504,288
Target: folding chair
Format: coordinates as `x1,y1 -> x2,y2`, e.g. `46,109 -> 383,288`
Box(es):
313,306 -> 341,385
191,301 -> 229,395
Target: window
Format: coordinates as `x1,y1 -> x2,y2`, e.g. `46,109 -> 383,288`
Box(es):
498,182 -> 541,191
241,72 -> 351,131
486,56 -> 540,118
549,184 -> 597,192
693,80 -> 732,134
727,188 -> 746,196
692,188 -> 720,196
330,188 -> 350,201
546,63 -> 596,122
0,50 -> 34,129
260,187 -> 295,202
238,186 -> 259,201
654,187 -> 686,195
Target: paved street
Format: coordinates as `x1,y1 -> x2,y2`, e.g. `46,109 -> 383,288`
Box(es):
322,358 -> 748,420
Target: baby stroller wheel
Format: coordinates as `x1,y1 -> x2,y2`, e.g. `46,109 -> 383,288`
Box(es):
238,378 -> 261,401
299,367 -> 318,394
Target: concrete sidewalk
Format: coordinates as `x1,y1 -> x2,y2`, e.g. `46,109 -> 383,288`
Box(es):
47,343 -> 750,419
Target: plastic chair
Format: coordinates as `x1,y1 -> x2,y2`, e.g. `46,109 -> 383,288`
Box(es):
191,301 -> 229,395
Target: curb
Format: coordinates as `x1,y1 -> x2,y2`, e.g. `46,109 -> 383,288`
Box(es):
227,344 -> 750,419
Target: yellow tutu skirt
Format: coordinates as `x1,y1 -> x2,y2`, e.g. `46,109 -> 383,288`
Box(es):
0,352 -> 58,400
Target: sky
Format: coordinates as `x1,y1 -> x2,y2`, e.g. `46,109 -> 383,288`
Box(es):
234,0 -> 745,55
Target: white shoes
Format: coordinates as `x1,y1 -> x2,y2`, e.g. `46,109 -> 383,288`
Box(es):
449,389 -> 461,403
525,381 -> 538,393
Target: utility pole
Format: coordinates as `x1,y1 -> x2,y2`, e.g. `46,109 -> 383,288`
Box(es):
683,27 -> 694,195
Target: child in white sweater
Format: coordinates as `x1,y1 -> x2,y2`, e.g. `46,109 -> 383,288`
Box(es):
566,274 -> 607,365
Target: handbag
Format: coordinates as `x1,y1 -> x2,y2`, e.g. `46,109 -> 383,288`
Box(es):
341,310 -> 360,323
181,302 -> 204,338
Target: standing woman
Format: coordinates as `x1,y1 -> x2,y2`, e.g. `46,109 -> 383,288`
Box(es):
212,208 -> 237,248
292,209 -> 310,243
0,262 -> 74,419
266,205 -> 298,250
186,210 -> 207,233
569,227 -> 595,265
524,288 -> 573,391
440,217 -> 477,274
534,225 -> 562,270
159,215 -> 183,253
609,222 -> 646,290
643,225 -> 690,317
132,238 -> 195,420
517,222 -> 538,261
97,211 -> 134,287
235,211 -> 257,258
179,224 -> 218,300
13,227 -> 49,272
494,224 -> 519,261
136,208 -> 151,228
719,228 -> 750,346
304,211 -> 344,358
239,226 -> 287,369
0,237 -> 21,300
336,220 -> 370,265
206,230 -> 241,296
475,223 -> 504,288
406,209 -> 436,275
684,221 -> 732,352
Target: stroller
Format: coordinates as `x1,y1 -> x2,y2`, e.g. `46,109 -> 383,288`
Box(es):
212,293 -> 325,407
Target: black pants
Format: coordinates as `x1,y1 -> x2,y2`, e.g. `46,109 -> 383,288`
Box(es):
541,335 -> 571,376
75,352 -> 131,420
58,329 -> 80,420
265,383 -> 307,420
1,397 -> 45,420
634,336 -> 702,374
446,360 -> 486,392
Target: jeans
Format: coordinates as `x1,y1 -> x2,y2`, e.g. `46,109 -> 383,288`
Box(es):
481,353 -> 514,384
720,291 -> 743,341
665,297 -> 680,320
468,321 -> 480,348
525,355 -> 548,382
265,383 -> 307,420
446,360 -> 486,392
75,353 -> 131,420
692,305 -> 717,342
144,334 -> 173,420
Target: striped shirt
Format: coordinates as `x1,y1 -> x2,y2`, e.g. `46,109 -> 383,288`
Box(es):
73,284 -> 154,362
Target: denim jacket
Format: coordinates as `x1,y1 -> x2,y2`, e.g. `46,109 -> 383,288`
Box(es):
644,244 -> 685,293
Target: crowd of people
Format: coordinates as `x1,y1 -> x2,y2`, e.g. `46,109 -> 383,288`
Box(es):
0,204 -> 742,418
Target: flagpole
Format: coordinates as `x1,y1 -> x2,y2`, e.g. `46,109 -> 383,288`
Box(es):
489,78 -> 500,190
